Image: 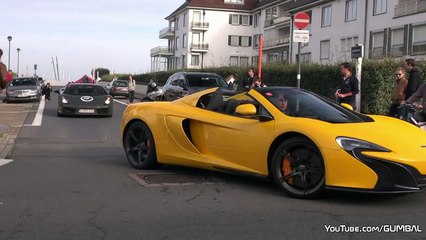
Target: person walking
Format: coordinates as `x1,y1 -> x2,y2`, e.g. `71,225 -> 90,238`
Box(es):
242,68 -> 255,91
335,62 -> 360,110
6,70 -> 13,83
43,83 -> 52,101
406,82 -> 426,123
405,58 -> 423,100
389,67 -> 408,117
128,75 -> 136,103
0,49 -> 7,91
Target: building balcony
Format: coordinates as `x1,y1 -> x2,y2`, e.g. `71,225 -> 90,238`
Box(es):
150,46 -> 173,57
263,35 -> 291,49
192,21 -> 209,30
159,27 -> 175,39
395,0 -> 426,17
190,43 -> 209,52
264,15 -> 291,28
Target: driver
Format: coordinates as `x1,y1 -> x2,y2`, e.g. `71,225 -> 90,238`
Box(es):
277,94 -> 289,114
406,82 -> 426,122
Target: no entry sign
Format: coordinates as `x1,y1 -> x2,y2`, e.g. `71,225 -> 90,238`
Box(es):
294,12 -> 310,29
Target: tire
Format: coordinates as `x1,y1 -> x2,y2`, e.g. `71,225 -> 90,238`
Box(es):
270,137 -> 325,199
124,121 -> 159,169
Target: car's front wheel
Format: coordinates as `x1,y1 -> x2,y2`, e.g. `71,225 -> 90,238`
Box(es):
270,137 -> 325,199
124,121 -> 159,169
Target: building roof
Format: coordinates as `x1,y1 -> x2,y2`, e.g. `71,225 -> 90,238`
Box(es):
166,0 -> 260,19
256,0 -> 322,11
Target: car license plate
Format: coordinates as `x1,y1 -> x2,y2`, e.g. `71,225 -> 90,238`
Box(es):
17,94 -> 27,98
78,109 -> 95,114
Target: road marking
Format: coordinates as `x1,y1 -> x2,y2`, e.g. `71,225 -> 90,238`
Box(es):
0,159 -> 13,167
31,96 -> 45,126
113,99 -> 129,106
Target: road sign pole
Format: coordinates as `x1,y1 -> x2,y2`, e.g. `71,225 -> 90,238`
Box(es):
297,42 -> 301,89
355,57 -> 362,112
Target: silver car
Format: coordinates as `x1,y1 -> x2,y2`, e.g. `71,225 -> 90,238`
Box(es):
6,78 -> 41,102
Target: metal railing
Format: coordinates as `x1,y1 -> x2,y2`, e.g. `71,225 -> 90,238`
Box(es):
150,46 -> 173,56
395,0 -> 426,17
264,35 -> 290,48
264,14 -> 291,27
190,43 -> 209,51
192,21 -> 209,30
159,27 -> 175,38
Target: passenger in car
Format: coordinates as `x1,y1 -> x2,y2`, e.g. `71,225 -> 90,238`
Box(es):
277,94 -> 289,114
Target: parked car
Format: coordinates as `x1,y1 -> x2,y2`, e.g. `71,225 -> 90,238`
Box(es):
5,77 -> 41,102
162,72 -> 231,101
109,80 -> 129,98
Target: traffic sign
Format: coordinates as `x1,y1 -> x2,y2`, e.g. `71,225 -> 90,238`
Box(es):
293,30 -> 310,43
294,12 -> 310,29
351,44 -> 364,59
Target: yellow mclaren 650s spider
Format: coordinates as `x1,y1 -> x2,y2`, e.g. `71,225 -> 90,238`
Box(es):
121,87 -> 426,198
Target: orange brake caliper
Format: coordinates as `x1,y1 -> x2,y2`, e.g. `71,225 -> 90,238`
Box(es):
283,153 -> 293,185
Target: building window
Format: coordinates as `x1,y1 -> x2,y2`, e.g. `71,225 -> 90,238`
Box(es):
371,31 -> 384,58
230,56 -> 239,66
191,55 -> 200,66
341,36 -> 359,52
253,34 -> 260,48
254,13 -> 259,28
240,57 -> 249,66
181,55 -> 186,69
240,36 -> 251,47
241,15 -> 250,26
183,13 -> 187,27
320,40 -> 331,60
228,35 -> 239,46
321,5 -> 332,27
373,0 -> 387,15
230,14 -> 240,25
182,34 -> 187,48
252,56 -> 258,66
297,53 -> 311,63
412,24 -> 426,56
390,28 -> 404,57
176,17 -> 180,30
345,0 -> 357,22
175,36 -> 179,50
225,0 -> 244,4
266,7 -> 278,21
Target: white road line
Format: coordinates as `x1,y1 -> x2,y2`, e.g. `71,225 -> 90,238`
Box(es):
0,159 -> 13,167
31,96 -> 45,126
113,99 -> 129,106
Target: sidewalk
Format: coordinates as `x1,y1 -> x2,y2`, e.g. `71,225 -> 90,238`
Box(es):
0,101 -> 33,159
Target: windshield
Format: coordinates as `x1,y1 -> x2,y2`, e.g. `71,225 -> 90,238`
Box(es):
257,88 -> 373,123
187,75 -> 227,88
10,78 -> 37,86
64,85 -> 107,96
113,81 -> 128,87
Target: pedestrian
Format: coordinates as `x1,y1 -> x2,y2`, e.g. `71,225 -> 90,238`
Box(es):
335,62 -> 359,110
406,82 -> 426,123
6,70 -> 13,83
251,76 -> 267,88
128,75 -> 136,103
389,67 -> 408,117
242,68 -> 255,91
0,49 -> 7,91
43,83 -> 52,101
405,58 -> 423,100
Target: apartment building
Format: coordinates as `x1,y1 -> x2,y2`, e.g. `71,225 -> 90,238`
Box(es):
150,0 -> 426,72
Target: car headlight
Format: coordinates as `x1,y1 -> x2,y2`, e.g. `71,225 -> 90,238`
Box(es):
336,137 -> 390,153
62,97 -> 68,104
105,97 -> 111,105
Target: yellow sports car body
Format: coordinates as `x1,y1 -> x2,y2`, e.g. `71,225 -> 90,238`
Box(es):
121,87 -> 426,198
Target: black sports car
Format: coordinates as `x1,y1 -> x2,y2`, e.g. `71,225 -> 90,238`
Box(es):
56,84 -> 113,117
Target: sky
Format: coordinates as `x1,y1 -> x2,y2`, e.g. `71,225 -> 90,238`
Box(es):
0,0 -> 181,81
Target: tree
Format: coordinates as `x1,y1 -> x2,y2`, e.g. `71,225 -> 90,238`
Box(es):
95,68 -> 111,78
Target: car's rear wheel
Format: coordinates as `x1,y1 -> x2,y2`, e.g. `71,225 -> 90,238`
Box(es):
124,121 -> 158,169
270,137 -> 325,199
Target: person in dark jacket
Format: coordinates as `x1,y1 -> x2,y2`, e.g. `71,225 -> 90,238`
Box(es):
389,67 -> 408,117
43,83 -> 52,101
0,49 -> 7,90
405,58 -> 423,100
335,62 -> 360,109
242,68 -> 255,91
406,83 -> 426,123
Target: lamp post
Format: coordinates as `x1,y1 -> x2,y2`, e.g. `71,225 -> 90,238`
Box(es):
7,36 -> 12,70
17,48 -> 21,76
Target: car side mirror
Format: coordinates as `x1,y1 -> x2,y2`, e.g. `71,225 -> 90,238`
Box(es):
341,103 -> 354,111
235,104 -> 257,116
54,90 -> 60,94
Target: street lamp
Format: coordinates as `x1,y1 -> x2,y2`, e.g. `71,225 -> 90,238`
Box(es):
17,48 -> 21,76
7,36 -> 12,70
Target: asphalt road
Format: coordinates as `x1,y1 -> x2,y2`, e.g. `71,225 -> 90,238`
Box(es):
0,91 -> 425,240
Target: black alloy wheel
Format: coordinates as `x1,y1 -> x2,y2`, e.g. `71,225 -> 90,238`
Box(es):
124,121 -> 158,169
271,137 -> 326,199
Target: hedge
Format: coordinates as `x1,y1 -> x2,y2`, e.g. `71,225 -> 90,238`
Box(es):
103,59 -> 425,115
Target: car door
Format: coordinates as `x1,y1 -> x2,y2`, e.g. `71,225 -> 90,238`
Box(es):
188,97 -> 275,175
163,74 -> 178,101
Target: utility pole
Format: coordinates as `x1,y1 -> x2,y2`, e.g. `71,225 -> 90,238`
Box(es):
56,56 -> 60,81
52,57 -> 57,81
351,44 -> 364,112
